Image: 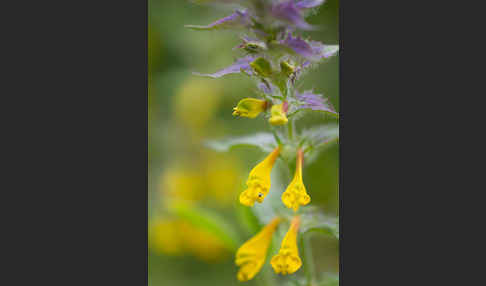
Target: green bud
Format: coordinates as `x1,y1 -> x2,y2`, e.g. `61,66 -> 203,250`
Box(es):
250,58 -> 273,78
280,61 -> 295,77
243,41 -> 267,53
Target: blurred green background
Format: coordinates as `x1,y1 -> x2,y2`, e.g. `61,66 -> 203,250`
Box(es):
149,0 -> 339,285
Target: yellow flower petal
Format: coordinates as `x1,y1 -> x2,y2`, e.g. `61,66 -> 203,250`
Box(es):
235,217 -> 282,281
268,102 -> 288,125
232,98 -> 267,118
282,149 -> 310,212
239,147 -> 280,206
271,216 -> 302,275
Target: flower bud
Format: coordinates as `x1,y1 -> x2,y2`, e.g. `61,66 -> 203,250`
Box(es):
280,61 -> 296,77
232,98 -> 268,118
241,41 -> 267,54
250,57 -> 273,78
268,102 -> 289,125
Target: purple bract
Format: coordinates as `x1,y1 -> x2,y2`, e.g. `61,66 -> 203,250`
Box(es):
193,55 -> 255,78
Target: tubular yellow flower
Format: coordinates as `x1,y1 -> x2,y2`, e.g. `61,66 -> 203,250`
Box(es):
232,98 -> 268,118
282,149 -> 311,212
271,216 -> 302,275
235,217 -> 282,282
268,102 -> 288,125
239,147 -> 280,206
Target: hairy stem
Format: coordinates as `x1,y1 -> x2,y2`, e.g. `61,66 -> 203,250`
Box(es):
288,119 -> 294,140
302,234 -> 316,285
271,128 -> 282,145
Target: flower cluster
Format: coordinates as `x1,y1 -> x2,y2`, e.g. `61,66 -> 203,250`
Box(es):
187,0 -> 339,283
236,216 -> 302,281
189,0 -> 338,122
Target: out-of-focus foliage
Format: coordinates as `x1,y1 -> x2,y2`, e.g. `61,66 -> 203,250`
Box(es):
149,0 -> 339,285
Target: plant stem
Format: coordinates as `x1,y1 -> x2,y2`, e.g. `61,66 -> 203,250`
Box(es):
302,234 -> 316,285
271,128 -> 282,145
288,119 -> 293,140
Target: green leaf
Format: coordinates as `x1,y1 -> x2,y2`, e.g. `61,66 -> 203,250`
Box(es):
168,201 -> 242,251
301,124 -> 339,146
317,274 -> 339,286
204,132 -> 277,153
299,124 -> 339,163
301,211 -> 339,239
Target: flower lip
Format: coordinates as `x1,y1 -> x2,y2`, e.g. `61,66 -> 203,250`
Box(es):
269,102 -> 289,126
271,216 -> 302,275
281,149 -> 311,212
239,147 -> 280,206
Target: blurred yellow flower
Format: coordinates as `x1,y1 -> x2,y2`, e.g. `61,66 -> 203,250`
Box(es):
160,151 -> 241,205
282,149 -> 310,211
205,155 -> 241,205
149,218 -> 184,255
239,147 -> 280,206
232,98 -> 267,118
271,216 -> 302,275
235,217 -> 281,282
174,78 -> 222,131
149,217 -> 229,262
161,168 -> 205,202
268,102 -> 288,126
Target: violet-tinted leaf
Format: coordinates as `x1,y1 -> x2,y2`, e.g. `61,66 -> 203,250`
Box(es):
310,41 -> 339,59
281,33 -> 339,61
296,90 -> 337,116
191,0 -> 244,3
271,1 -> 313,30
295,0 -> 326,9
185,10 -> 251,30
193,55 -> 255,78
281,33 -> 315,59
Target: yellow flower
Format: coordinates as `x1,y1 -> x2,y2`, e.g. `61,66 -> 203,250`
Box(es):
205,154 -> 241,205
239,147 -> 280,206
281,149 -> 311,211
235,217 -> 282,282
232,98 -> 268,118
174,78 -> 222,131
268,102 -> 288,125
271,216 -> 302,275
160,168 -> 205,202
